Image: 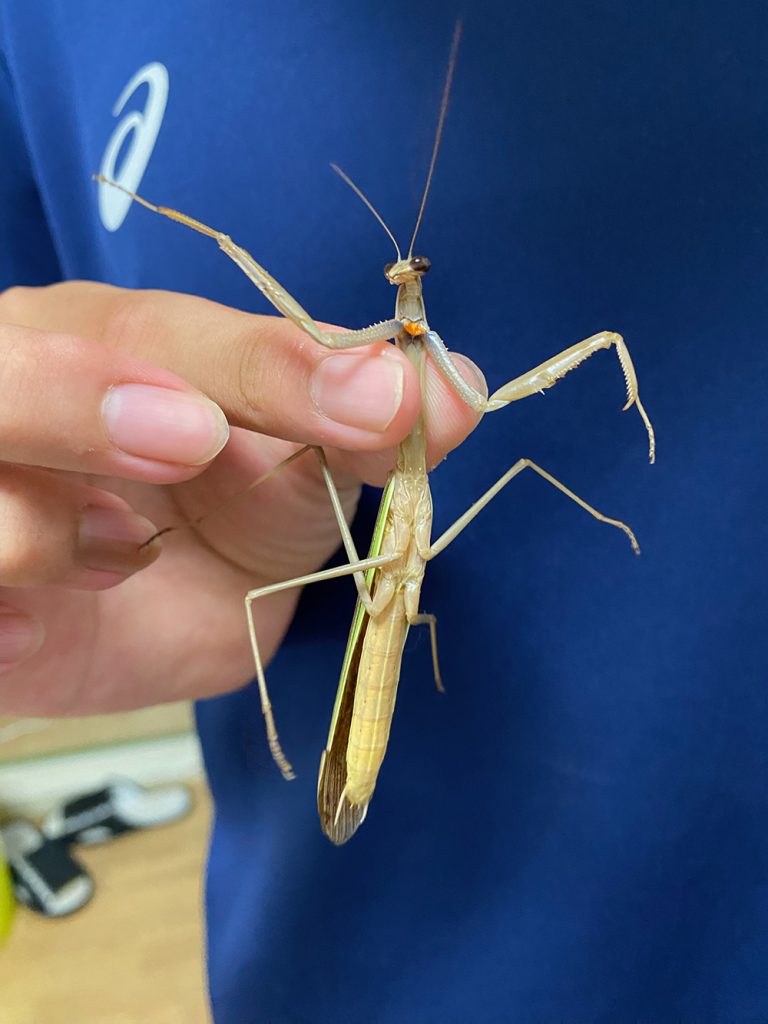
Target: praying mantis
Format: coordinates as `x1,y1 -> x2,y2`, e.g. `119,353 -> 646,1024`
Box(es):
96,24 -> 655,844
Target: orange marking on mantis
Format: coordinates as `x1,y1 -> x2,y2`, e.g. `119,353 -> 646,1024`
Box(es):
403,321 -> 426,337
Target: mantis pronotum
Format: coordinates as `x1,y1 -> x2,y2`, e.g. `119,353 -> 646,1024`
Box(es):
96,24 -> 655,843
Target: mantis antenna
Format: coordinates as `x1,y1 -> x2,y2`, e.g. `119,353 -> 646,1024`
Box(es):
407,20 -> 463,258
331,18 -> 462,265
330,163 -> 402,261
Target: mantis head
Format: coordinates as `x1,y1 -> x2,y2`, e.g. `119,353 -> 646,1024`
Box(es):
383,256 -> 432,284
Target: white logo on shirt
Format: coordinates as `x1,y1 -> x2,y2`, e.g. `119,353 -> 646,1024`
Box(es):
97,62 -> 169,232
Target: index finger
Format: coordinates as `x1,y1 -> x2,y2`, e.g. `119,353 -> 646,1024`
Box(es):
1,282 -> 423,453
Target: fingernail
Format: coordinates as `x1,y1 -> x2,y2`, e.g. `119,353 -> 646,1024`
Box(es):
103,385 -> 230,466
311,350 -> 404,432
0,608 -> 45,668
78,505 -> 161,576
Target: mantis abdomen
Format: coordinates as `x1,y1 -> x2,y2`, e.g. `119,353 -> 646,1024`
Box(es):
344,588 -> 408,806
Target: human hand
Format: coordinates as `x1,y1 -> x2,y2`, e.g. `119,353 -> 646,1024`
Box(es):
0,282 -> 484,715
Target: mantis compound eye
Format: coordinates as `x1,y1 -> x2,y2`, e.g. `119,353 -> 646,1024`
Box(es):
410,256 -> 431,274
383,262 -> 395,278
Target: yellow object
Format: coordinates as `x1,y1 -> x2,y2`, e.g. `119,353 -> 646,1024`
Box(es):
0,846 -> 15,944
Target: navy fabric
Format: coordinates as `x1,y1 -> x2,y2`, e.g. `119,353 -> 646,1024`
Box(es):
2,2 -> 767,1021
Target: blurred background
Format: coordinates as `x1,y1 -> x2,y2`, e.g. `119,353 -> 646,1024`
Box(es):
0,706 -> 210,1024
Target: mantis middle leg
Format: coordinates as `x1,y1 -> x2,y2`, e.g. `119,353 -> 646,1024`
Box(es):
426,458 -> 641,562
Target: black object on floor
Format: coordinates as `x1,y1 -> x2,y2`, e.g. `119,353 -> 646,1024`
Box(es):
42,779 -> 193,846
0,820 -> 93,917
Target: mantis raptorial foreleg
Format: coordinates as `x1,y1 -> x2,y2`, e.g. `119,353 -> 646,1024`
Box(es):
93,177 -> 402,350
424,329 -> 656,464
427,457 -> 640,560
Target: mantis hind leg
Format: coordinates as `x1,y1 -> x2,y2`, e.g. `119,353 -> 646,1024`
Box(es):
402,586 -> 444,693
245,551 -> 398,780
409,612 -> 444,693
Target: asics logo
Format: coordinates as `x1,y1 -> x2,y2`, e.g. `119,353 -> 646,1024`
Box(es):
97,62 -> 169,232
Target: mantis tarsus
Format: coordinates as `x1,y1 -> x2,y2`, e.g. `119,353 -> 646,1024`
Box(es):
95,23 -> 655,844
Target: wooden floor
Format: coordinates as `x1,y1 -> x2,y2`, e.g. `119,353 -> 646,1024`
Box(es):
0,781 -> 211,1024
0,704 -> 195,762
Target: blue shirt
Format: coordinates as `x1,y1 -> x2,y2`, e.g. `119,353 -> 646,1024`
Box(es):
2,3 -> 767,1021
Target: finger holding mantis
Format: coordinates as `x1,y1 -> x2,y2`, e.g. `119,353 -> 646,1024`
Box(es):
13,277 -> 483,490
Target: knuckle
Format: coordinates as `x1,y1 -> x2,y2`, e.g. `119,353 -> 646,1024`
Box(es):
0,507 -> 47,586
0,322 -> 30,398
235,329 -> 271,419
103,288 -> 159,356
0,535 -> 41,586
232,321 -> 304,425
0,282 -> 80,325
0,470 -> 71,585
0,285 -> 34,323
